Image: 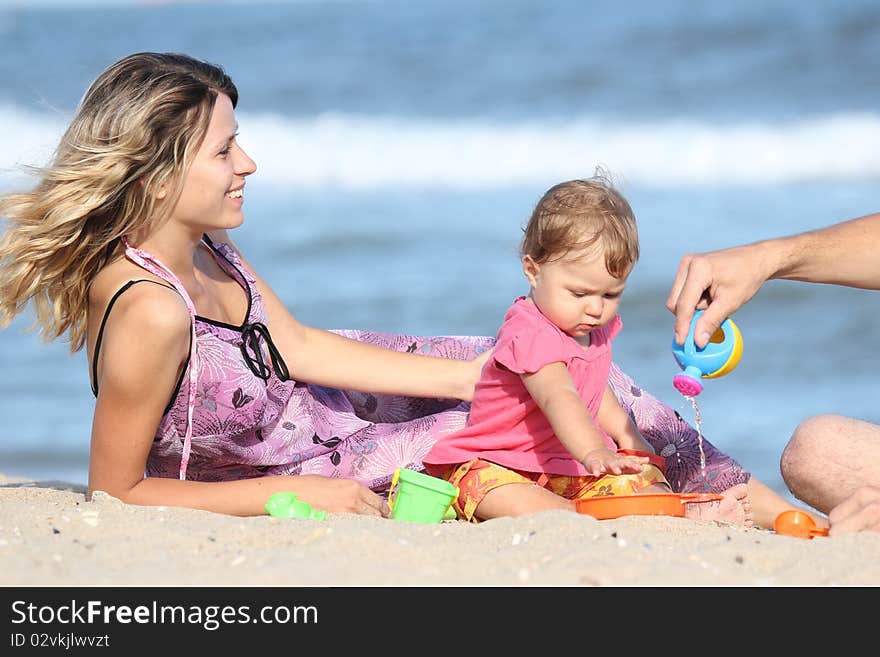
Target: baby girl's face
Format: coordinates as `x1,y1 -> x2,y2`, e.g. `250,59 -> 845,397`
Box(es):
523,246 -> 629,343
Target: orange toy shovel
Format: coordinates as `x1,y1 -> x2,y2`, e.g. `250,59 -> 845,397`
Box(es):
773,509 -> 829,539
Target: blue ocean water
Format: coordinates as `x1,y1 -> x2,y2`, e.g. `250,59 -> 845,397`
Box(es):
0,0 -> 878,500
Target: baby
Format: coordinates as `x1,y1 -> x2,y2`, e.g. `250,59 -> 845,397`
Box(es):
424,175 -> 752,526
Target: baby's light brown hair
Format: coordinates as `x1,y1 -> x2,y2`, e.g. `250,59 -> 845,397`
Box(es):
521,172 -> 639,279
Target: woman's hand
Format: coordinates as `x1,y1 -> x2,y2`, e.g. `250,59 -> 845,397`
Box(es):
289,475 -> 391,518
461,347 -> 493,401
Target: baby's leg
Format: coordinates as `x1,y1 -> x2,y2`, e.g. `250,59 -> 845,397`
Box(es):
475,483 -> 573,520
433,458 -> 575,522
618,476 -> 753,526
684,483 -> 754,527
591,468 -> 754,527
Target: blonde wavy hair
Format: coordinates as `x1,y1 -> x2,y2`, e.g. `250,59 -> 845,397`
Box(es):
521,171 -> 639,278
0,52 -> 238,352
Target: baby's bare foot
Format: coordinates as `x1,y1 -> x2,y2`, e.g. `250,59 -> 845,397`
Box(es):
684,483 -> 754,527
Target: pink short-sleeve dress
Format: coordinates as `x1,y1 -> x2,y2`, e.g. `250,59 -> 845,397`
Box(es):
423,296 -> 623,476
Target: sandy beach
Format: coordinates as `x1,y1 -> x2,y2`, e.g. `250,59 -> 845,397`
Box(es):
1,473 -> 878,587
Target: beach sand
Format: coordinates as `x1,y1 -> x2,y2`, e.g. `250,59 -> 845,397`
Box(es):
2,473 -> 878,587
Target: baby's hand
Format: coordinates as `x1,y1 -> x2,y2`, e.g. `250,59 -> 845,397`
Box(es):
581,447 -> 649,477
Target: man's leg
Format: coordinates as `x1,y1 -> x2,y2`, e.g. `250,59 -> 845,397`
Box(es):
781,414 -> 880,514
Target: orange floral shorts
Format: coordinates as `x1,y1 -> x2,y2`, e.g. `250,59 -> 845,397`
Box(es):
425,452 -> 668,523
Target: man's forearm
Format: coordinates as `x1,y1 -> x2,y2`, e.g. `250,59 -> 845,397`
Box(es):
770,212 -> 880,289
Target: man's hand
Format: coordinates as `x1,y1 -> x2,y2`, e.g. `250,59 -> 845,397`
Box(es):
828,485 -> 880,535
666,244 -> 772,348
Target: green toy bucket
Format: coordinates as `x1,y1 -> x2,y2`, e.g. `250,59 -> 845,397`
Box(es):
388,468 -> 458,523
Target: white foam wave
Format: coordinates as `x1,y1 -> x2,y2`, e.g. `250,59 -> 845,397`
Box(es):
0,105 -> 66,183
2,105 -> 879,188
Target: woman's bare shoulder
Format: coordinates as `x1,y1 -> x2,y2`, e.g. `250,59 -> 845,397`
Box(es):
89,258 -> 190,334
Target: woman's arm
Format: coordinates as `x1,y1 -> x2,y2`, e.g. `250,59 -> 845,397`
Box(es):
211,231 -> 487,401
88,281 -> 388,517
117,473 -> 390,517
88,282 -> 191,503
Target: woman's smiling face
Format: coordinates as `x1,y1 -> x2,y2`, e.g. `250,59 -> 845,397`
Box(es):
170,93 -> 256,233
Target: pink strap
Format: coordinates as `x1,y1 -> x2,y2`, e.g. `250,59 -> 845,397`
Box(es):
121,237 -> 199,481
